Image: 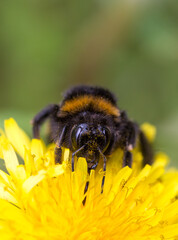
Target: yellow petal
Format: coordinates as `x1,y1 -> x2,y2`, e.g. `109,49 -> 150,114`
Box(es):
153,152 -> 169,168
47,165 -> 64,177
4,118 -> 30,158
22,170 -> 46,194
15,165 -> 27,183
162,200 -> 178,222
86,169 -> 95,207
24,147 -> 35,177
0,135 -> 7,159
106,166 -> 132,204
0,170 -> 11,186
141,122 -> 156,142
75,157 -> 88,182
1,141 -> 19,175
0,185 -> 17,204
31,139 -> 45,160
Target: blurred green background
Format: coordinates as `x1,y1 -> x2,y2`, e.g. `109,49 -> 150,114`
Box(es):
0,0 -> 178,167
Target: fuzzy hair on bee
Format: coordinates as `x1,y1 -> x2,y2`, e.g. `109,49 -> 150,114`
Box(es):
32,85 -> 153,173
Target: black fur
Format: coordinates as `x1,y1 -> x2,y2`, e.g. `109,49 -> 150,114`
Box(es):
62,85 -> 117,106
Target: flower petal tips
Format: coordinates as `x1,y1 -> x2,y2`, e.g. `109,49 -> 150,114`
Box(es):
0,119 -> 177,240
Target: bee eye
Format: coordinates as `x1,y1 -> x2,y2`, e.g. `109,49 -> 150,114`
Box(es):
97,126 -> 111,152
71,124 -> 89,150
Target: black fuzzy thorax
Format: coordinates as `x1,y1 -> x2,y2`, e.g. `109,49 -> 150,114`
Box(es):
61,85 -> 117,106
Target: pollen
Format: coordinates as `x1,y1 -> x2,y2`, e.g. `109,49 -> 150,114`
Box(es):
0,118 -> 177,240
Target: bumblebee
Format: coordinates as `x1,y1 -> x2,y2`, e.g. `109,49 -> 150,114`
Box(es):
32,86 -> 153,172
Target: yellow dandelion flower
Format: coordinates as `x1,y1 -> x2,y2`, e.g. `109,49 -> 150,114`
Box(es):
0,118 -> 178,240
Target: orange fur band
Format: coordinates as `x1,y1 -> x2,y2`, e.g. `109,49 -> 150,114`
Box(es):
61,95 -> 120,117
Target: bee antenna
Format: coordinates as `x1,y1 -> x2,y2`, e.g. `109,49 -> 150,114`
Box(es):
72,144 -> 87,172
97,148 -> 107,172
56,125 -> 67,147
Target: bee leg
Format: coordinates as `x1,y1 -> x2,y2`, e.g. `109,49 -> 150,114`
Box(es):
83,162 -> 99,204
32,104 -> 59,139
84,181 -> 89,194
101,155 -> 107,193
98,148 -> 107,193
82,181 -> 89,205
123,151 -> 132,168
139,130 -> 153,166
120,121 -> 138,168
55,147 -> 62,164
54,126 -> 67,164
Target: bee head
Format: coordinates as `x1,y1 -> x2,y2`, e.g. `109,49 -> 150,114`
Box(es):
71,123 -> 111,154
